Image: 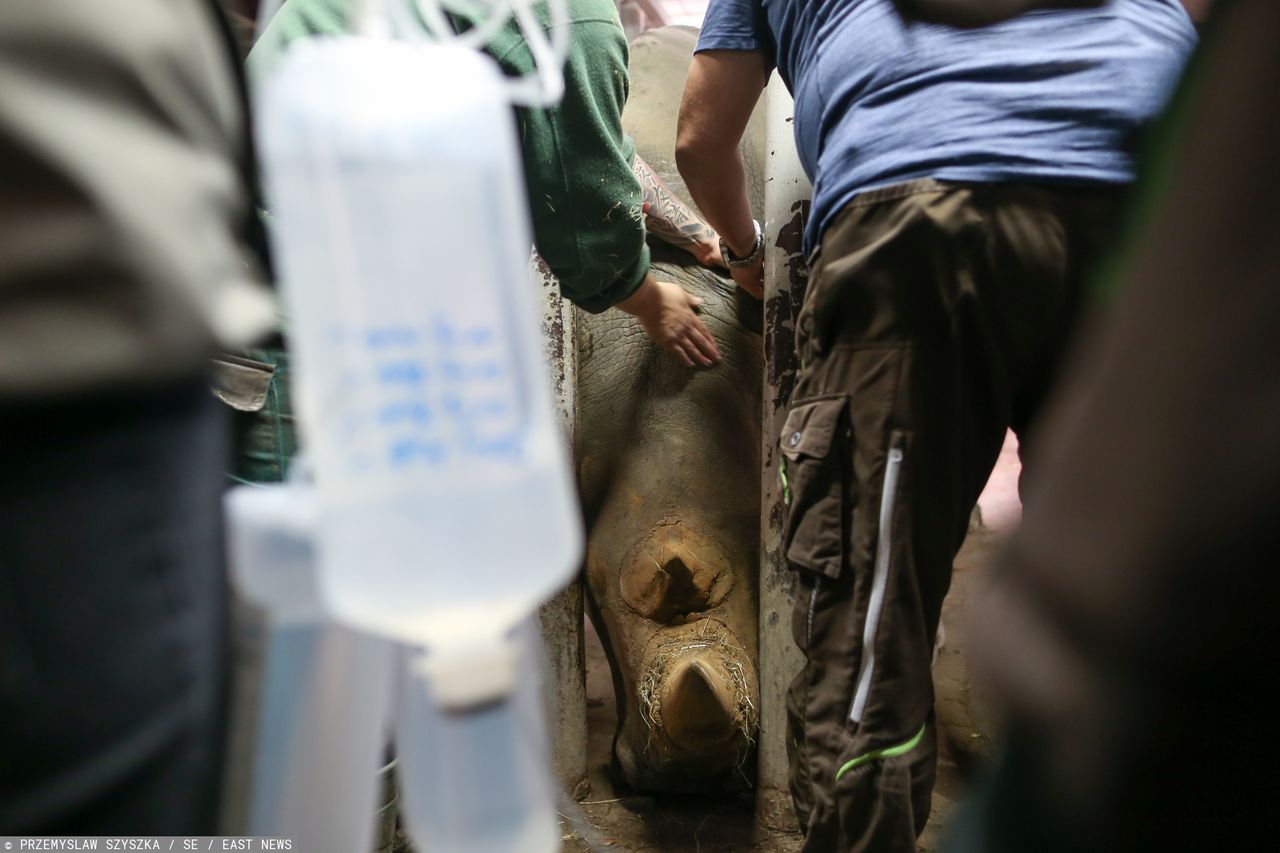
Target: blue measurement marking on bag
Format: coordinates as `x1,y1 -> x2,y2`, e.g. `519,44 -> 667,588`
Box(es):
355,316 -> 525,473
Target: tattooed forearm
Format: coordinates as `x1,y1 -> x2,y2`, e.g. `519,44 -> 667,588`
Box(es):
633,156 -> 719,252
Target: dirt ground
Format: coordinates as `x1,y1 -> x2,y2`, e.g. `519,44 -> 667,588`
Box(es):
558,433 -> 1021,852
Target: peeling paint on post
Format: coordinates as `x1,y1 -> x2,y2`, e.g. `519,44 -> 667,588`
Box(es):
758,74 -> 811,832
532,255 -> 589,800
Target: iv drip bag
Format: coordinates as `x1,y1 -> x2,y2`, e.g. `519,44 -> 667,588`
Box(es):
256,37 -> 582,654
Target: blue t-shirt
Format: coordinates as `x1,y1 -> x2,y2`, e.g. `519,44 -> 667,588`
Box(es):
697,0 -> 1196,252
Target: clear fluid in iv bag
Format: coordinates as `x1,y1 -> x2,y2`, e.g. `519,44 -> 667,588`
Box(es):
257,38 -> 581,649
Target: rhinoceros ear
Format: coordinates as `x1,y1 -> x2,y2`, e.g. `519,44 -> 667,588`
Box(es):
660,657 -> 739,750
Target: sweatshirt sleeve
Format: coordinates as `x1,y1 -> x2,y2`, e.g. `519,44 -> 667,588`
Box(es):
511,15 -> 650,313
253,0 -> 648,313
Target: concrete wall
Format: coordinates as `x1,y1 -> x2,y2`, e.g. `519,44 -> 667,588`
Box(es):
756,74 -> 811,831
533,256 -> 590,800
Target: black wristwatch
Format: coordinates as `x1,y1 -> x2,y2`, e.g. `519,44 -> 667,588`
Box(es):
720,219 -> 763,269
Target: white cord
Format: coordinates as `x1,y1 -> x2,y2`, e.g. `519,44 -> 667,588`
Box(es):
256,0 -> 286,36
390,0 -> 568,107
413,0 -> 512,49
504,0 -> 567,106
358,0 -> 393,36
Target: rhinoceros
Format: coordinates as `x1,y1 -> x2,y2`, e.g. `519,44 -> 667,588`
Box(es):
576,26 -> 767,793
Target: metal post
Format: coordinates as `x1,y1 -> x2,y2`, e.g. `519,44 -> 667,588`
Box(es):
757,74 -> 812,832
532,256 -> 590,800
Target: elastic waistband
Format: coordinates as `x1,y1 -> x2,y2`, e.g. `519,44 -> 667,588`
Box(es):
809,177 -> 1127,266
808,179 -> 950,265
846,178 -> 952,211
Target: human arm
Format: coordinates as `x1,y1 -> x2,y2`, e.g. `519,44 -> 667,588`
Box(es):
675,50 -> 770,298
507,15 -> 718,365
633,155 -> 724,269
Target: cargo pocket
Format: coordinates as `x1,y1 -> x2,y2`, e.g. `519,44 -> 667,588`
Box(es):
210,353 -> 275,413
214,350 -> 295,485
779,398 -> 849,579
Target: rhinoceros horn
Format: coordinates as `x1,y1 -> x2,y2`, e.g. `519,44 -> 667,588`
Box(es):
661,656 -> 740,749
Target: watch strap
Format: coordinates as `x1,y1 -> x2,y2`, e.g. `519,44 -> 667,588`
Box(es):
721,219 -> 763,269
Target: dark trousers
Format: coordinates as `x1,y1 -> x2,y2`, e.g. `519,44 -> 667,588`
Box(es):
781,179 -> 1123,851
0,381 -> 230,833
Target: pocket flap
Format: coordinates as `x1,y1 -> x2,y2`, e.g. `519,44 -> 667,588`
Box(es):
780,398 -> 844,460
210,354 -> 276,413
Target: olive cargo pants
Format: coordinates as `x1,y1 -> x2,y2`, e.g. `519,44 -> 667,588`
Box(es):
780,179 -> 1123,851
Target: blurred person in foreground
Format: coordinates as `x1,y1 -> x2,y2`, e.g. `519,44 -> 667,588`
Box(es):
893,0 -> 1278,850
0,0 -> 274,832
250,0 -> 726,370
675,0 -> 1196,849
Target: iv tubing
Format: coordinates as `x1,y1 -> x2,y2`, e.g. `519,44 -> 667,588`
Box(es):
394,0 -> 569,107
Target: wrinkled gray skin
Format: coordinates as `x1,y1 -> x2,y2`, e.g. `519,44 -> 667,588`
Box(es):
577,27 -> 767,793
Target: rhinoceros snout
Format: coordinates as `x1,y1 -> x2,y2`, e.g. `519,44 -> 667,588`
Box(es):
619,621 -> 759,792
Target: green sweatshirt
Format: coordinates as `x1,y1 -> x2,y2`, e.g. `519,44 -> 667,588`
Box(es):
250,0 -> 649,312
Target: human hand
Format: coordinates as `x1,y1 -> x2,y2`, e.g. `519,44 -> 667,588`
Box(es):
730,253 -> 764,300
617,276 -> 722,367
693,237 -> 727,271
